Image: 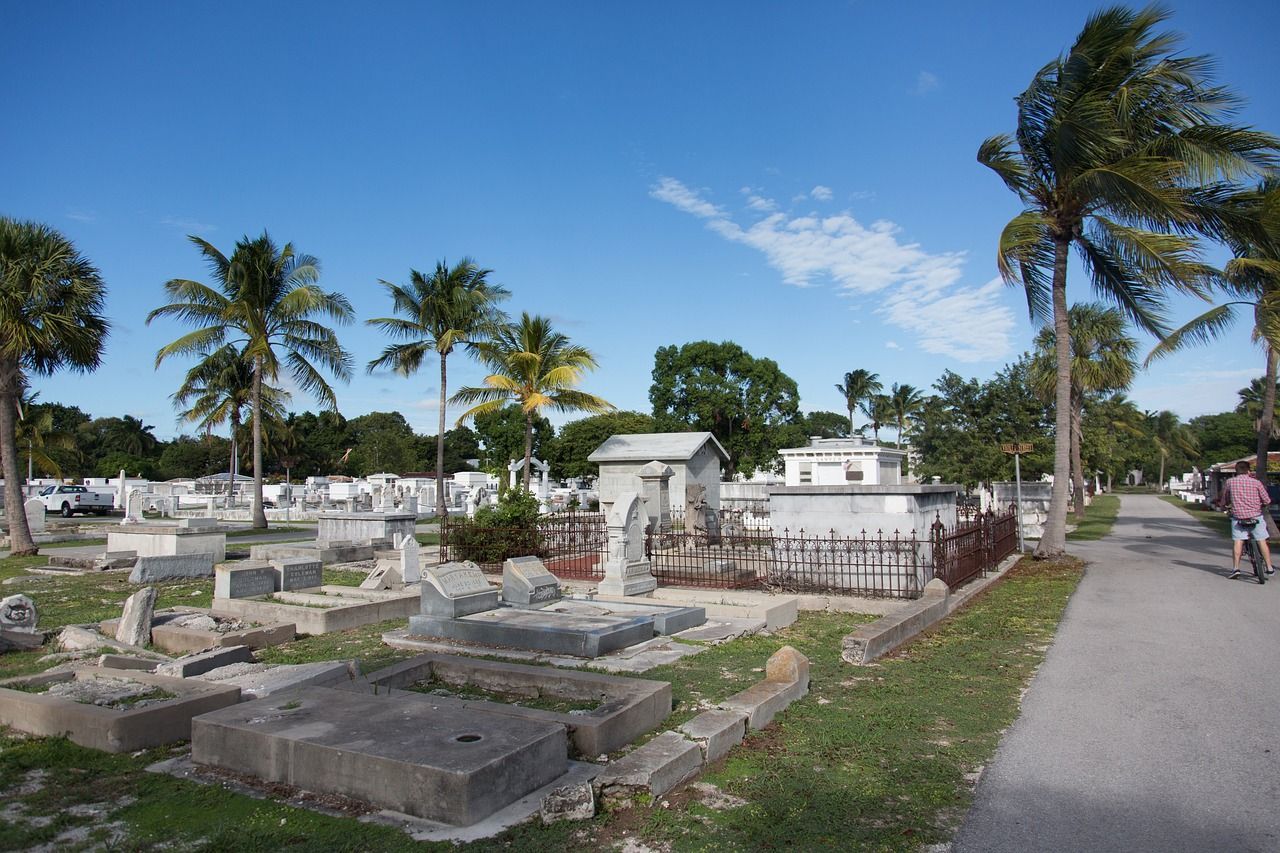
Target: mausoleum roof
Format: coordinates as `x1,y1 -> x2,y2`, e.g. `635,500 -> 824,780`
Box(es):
588,431 -> 730,464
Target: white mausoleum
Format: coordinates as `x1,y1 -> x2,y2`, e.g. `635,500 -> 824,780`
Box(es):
779,437 -> 906,487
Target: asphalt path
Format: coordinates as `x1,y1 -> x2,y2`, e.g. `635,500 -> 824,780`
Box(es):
954,494 -> 1280,852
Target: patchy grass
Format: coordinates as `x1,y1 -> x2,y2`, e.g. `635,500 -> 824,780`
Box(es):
42,538 -> 108,549
0,554 -> 1084,851
405,677 -> 602,713
1159,495 -> 1232,539
415,532 -> 440,547
1066,494 -> 1120,541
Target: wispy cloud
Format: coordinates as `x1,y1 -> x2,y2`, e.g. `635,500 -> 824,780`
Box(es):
810,185 -> 833,201
160,216 -> 217,233
913,70 -> 939,96
649,177 -> 1015,362
885,341 -> 901,350
66,210 -> 97,223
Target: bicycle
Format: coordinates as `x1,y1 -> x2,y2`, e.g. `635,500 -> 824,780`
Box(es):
1234,516 -> 1268,584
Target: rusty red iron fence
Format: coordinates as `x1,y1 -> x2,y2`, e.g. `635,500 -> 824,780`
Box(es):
440,510 -> 607,579
931,504 -> 1019,590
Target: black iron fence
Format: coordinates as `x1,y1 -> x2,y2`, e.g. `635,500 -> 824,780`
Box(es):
440,510 -> 607,580
931,505 -> 1019,590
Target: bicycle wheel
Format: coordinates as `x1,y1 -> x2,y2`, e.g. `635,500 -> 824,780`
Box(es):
1249,539 -> 1267,584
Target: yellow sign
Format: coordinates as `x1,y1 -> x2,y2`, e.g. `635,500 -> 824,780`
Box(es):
1001,443 -> 1033,454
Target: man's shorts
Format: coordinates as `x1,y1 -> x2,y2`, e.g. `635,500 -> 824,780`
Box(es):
1232,516 -> 1268,541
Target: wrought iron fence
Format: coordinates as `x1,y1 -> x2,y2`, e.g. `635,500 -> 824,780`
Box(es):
440,510 -> 607,579
931,505 -> 1019,590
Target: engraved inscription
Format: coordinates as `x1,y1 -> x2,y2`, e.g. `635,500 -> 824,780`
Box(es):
279,561 -> 323,591
529,584 -> 559,602
230,569 -> 277,598
430,563 -> 490,597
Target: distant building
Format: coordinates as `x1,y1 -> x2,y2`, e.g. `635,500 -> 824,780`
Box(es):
588,432 -> 730,516
778,437 -> 906,487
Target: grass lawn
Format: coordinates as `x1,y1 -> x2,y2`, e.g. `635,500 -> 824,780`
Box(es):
1066,494 -> 1120,541
0,552 -> 1083,850
1159,495 -> 1231,538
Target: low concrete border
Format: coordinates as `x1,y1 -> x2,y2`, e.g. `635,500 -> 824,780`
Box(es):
212,586 -> 419,635
352,653 -> 672,757
0,667 -> 240,752
99,608 -> 296,655
840,553 -> 1023,665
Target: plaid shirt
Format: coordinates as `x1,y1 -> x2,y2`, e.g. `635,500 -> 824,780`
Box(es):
1224,474 -> 1271,520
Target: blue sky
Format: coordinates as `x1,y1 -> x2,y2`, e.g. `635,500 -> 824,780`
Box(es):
4,1 -> 1278,439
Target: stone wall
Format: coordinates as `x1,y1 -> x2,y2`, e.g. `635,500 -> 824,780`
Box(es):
767,484 -> 959,542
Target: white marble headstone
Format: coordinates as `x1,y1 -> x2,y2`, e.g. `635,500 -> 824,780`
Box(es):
23,498 -> 46,534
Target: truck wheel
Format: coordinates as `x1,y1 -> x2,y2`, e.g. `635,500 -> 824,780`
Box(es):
60,502 -> 73,518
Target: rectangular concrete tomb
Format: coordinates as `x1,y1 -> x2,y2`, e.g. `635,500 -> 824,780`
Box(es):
421,561 -> 500,618
108,523 -> 227,564
100,608 -> 295,655
191,685 -> 568,825
213,585 -> 420,635
214,562 -> 278,599
407,606 -> 655,659
502,556 -> 561,608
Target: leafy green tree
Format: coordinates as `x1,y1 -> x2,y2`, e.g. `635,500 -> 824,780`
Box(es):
650,341 -> 804,478
550,411 -> 658,478
1145,409 -> 1198,490
25,399 -> 89,477
413,426 -> 481,475
834,370 -> 882,435
453,314 -> 612,489
95,451 -> 160,481
366,259 -> 509,516
858,394 -> 892,443
1031,304 -> 1137,516
149,233 -> 354,527
1081,393 -> 1147,490
157,435 -> 232,480
978,5 -> 1275,555
800,411 -> 851,439
1187,411 -> 1257,469
14,392 -> 76,479
472,404 -> 553,476
0,218 -> 109,555
345,411 -> 419,475
283,410 -> 351,478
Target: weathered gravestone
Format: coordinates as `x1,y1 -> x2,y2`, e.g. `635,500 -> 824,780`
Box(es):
419,561 -> 499,618
397,533 -> 421,584
0,594 -> 38,632
598,492 -> 657,596
273,557 -> 323,591
129,552 -> 216,583
121,489 -> 145,525
637,461 -> 673,534
502,556 -> 561,608
215,561 -> 279,599
23,499 -> 46,534
360,563 -> 403,590
403,495 -> 418,516
116,587 -> 157,647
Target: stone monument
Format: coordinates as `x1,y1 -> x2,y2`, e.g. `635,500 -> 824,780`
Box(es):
397,533 -> 421,584
0,594 -> 37,632
501,556 -> 561,608
637,461 -> 673,533
598,492 -> 657,596
418,561 -> 500,619
121,488 -> 145,525
23,499 -> 45,535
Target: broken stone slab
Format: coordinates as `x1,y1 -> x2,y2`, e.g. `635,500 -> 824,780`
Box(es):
56,625 -> 168,658
97,654 -> 159,672
594,731 -> 703,802
840,581 -> 950,665
128,553 -> 215,584
0,594 -> 38,632
116,588 -> 157,647
156,645 -> 255,679
677,709 -> 748,764
718,680 -> 806,731
193,659 -> 359,700
765,645 -> 810,687
360,562 -> 402,590
540,781 -> 595,823
0,629 -> 44,652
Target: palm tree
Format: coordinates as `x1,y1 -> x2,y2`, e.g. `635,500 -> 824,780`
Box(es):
452,313 -> 613,490
104,415 -> 159,458
15,390 -> 76,480
1148,178 -> 1280,483
977,6 -> 1275,556
1030,304 -> 1137,517
887,383 -> 925,446
859,393 -> 893,443
173,344 -> 290,506
149,233 -> 353,528
366,259 -> 509,517
1145,409 -> 1197,490
0,218 -> 108,555
835,370 -> 882,435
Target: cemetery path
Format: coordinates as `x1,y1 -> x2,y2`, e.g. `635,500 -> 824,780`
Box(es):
954,493 -> 1280,853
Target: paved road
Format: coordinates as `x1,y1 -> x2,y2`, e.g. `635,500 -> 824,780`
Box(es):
954,494 -> 1280,852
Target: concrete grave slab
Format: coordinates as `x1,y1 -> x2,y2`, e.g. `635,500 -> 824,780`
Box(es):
502,556 -> 561,608
156,645 -> 255,678
109,523 -> 226,563
556,595 -> 705,635
100,608 -> 295,655
129,553 -> 215,583
213,585 -> 419,635
195,659 -> 358,700
0,667 -> 239,752
116,587 -> 156,647
360,562 -> 403,590
408,606 -> 655,659
192,686 -> 567,825
354,653 -> 672,757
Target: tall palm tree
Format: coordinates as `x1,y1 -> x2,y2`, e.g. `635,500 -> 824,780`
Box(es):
0,219 -> 108,555
1030,303 -> 1137,517
173,344 -> 290,505
977,5 -> 1275,556
1145,409 -> 1197,490
366,259 -> 509,517
859,393 -> 893,443
835,370 -> 882,435
887,383 -> 925,446
1148,178 -> 1280,483
149,233 -> 353,528
452,313 -> 613,490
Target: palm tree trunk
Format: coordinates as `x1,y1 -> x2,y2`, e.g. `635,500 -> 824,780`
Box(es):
251,356 -> 267,529
437,354 -> 448,517
0,364 -> 37,556
522,413 -> 533,491
1036,238 -> 1072,558
848,406 -> 855,436
227,413 -> 238,510
1256,346 -> 1277,485
1158,452 -> 1167,493
1071,395 -> 1085,519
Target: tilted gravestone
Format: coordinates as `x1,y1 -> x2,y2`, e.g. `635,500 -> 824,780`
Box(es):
273,557 -> 323,591
23,499 -> 46,534
420,561 -> 499,618
599,492 -> 657,596
215,561 -> 279,599
360,562 -> 403,590
116,587 -> 156,647
0,594 -> 38,632
502,556 -> 561,608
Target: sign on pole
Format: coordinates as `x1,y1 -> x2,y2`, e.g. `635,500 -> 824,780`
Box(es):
1001,443 -> 1034,454
1000,443 -> 1031,552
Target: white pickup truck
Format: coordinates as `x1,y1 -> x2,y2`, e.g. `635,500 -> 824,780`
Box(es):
36,485 -> 116,517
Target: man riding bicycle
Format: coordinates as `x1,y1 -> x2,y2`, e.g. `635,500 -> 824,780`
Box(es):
1222,460 -> 1274,579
